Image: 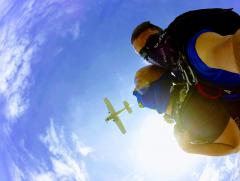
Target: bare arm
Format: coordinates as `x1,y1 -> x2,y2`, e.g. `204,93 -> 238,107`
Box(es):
179,139 -> 237,156
232,28 -> 240,69
174,125 -> 239,156
195,30 -> 240,73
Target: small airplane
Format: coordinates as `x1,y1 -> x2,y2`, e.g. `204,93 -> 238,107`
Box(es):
103,97 -> 132,134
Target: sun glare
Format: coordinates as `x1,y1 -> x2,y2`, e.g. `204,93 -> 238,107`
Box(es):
131,113 -> 203,178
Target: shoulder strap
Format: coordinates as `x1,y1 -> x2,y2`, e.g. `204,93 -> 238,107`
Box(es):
168,83 -> 192,131
176,51 -> 240,100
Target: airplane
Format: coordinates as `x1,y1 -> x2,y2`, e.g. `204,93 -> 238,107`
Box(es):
103,97 -> 132,134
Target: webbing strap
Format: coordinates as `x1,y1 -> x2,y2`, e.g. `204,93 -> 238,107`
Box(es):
177,52 -> 240,99
195,83 -> 222,99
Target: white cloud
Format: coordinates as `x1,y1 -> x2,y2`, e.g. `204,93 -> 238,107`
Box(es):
0,0 -> 83,122
60,21 -> 81,40
11,162 -> 25,181
31,172 -> 53,181
0,1 -> 39,120
224,155 -> 240,181
38,119 -> 90,181
51,158 -> 75,177
223,157 -> 235,171
198,163 -> 219,181
72,133 -> 93,157
198,154 -> 240,181
6,94 -> 28,120
7,119 -> 90,181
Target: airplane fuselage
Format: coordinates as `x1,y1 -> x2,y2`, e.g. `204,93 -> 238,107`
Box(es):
106,108 -> 125,121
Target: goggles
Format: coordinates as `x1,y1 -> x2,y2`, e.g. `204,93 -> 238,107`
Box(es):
139,31 -> 178,69
139,32 -> 167,60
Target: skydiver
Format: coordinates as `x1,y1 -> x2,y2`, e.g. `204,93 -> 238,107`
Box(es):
131,8 -> 240,102
133,65 -> 240,156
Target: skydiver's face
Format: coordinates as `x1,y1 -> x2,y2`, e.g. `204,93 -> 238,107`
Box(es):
134,76 -> 150,92
132,28 -> 160,54
132,28 -> 179,69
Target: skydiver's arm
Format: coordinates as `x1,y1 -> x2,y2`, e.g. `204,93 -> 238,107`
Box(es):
174,123 -> 239,156
195,28 -> 240,74
232,28 -> 240,69
177,139 -> 238,156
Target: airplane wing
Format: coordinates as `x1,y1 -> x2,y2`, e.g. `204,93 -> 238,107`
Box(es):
112,115 -> 126,134
104,97 -> 116,114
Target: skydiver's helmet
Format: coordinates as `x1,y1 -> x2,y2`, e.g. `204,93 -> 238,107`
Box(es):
133,65 -> 173,114
131,21 -> 179,69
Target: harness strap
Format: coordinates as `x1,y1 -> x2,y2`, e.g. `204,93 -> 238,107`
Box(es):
177,52 -> 240,100
195,82 -> 222,99
169,83 -> 191,132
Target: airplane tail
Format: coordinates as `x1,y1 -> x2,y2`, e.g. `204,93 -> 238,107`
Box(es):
123,101 -> 132,113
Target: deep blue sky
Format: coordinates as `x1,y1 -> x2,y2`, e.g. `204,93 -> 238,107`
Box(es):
0,1 -> 239,180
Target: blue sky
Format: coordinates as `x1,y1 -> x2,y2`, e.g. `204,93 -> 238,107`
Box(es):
0,0 -> 239,180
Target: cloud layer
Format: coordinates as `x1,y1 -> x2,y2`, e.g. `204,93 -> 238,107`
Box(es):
37,119 -> 91,181
198,155 -> 240,181
9,119 -> 92,181
0,0 -> 83,121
